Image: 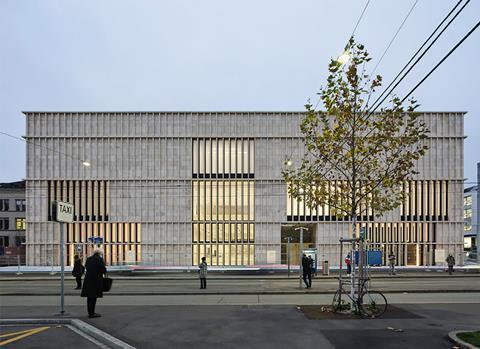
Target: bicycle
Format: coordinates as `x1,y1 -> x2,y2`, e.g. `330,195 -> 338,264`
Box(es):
331,277 -> 388,318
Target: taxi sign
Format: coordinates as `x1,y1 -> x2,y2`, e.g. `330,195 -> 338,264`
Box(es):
52,201 -> 74,223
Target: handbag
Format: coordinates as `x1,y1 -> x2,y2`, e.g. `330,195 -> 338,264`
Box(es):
102,274 -> 113,292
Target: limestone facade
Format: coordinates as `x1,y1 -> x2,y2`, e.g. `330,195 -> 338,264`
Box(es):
24,111 -> 465,266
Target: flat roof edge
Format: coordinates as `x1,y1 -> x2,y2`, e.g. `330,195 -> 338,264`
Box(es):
21,110 -> 469,115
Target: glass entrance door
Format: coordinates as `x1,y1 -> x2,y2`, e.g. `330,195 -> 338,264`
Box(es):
280,224 -> 315,265
406,244 -> 418,266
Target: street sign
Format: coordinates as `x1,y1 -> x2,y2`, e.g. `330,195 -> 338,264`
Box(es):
87,236 -> 104,244
75,244 -> 83,253
52,201 -> 74,223
359,227 -> 366,240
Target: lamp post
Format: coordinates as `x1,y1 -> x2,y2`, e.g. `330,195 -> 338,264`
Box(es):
284,236 -> 292,277
295,226 -> 308,289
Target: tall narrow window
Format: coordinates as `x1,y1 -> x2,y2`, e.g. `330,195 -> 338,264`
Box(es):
192,139 -> 255,266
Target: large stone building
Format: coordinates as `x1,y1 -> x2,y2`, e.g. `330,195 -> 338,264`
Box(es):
25,111 -> 465,267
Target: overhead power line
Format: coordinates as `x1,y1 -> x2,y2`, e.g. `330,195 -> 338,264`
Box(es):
350,0 -> 371,40
370,0 -> 419,76
314,0 -> 371,110
0,130 -> 88,165
401,19 -> 480,103
370,0 -> 469,112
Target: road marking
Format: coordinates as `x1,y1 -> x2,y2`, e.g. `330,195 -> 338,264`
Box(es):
0,326 -> 50,346
66,324 -> 110,349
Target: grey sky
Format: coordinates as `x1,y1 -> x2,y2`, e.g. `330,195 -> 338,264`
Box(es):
1,0 -> 478,184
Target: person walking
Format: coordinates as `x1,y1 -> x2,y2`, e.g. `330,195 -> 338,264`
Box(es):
302,253 -> 312,288
72,255 -> 85,289
199,256 -> 208,289
308,255 -> 314,283
388,252 -> 396,276
446,254 -> 455,275
81,249 -> 106,318
345,253 -> 352,275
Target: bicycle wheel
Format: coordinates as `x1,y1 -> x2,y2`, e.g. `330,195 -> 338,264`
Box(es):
359,290 -> 387,318
331,289 -> 349,313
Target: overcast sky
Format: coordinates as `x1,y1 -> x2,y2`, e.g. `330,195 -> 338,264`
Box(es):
1,0 -> 479,184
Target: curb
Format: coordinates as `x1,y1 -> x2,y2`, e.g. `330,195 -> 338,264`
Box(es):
1,289 -> 480,296
1,274 -> 479,281
448,330 -> 480,349
0,318 -> 136,349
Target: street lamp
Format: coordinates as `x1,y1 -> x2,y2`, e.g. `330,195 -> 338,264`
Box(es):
284,236 -> 293,277
295,226 -> 308,289
337,51 -> 350,65
81,161 -> 91,167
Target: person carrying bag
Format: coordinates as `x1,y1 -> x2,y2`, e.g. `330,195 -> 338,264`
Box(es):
81,248 -> 107,318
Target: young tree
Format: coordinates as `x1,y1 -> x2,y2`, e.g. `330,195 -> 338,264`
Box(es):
282,38 -> 429,247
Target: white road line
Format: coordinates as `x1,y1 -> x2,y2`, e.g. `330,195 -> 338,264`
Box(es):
66,324 -> 110,349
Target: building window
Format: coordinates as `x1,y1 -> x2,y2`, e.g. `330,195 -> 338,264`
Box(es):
464,208 -> 472,219
400,180 -> 449,221
15,199 -> 26,211
15,218 -> 26,230
47,180 -> 109,222
192,138 -> 255,266
15,236 -> 26,247
0,218 -> 9,230
193,138 -> 254,178
0,236 -> 9,252
0,199 -> 9,211
464,195 -> 472,207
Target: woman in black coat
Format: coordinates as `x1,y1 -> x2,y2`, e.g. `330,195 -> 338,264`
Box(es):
81,249 -> 107,318
72,255 -> 85,289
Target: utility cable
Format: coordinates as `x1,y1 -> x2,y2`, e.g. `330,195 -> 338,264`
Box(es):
370,0 -> 470,112
0,130 -> 88,165
370,0 -> 419,77
400,19 -> 480,103
350,0 -> 371,40
368,0 -> 463,112
314,0 -> 371,110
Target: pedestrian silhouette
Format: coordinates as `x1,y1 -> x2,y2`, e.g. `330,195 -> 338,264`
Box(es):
199,256 -> 208,289
72,254 -> 85,289
81,249 -> 106,318
302,253 -> 312,288
446,254 -> 455,275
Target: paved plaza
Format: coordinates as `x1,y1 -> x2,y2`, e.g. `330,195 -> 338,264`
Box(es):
1,272 -> 479,348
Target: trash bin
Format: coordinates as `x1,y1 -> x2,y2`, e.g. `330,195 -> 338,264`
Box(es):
322,260 -> 329,275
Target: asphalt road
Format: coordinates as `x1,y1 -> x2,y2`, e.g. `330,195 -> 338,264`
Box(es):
2,303 -> 479,349
0,325 -> 101,349
1,274 -> 479,295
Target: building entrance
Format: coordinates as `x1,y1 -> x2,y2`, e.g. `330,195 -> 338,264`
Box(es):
406,244 -> 418,266
280,224 -> 316,265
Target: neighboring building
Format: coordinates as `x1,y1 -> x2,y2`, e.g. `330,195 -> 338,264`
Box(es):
0,180 -> 26,263
464,162 -> 480,259
24,112 -> 465,267
464,185 -> 478,250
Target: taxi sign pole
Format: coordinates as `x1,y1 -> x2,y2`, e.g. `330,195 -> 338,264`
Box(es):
53,201 -> 74,316
60,221 -> 65,314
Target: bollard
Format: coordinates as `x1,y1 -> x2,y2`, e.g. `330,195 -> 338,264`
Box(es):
50,261 -> 56,275
16,255 -> 23,275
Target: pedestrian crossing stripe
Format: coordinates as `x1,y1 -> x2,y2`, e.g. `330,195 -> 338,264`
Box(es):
0,326 -> 50,346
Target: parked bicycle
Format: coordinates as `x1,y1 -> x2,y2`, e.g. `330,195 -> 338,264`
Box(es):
332,277 -> 387,318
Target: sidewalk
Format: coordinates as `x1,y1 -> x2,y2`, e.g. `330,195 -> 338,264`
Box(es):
1,264 -> 479,277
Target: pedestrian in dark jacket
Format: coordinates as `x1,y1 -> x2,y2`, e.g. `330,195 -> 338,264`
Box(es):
72,255 -> 85,289
302,254 -> 312,288
199,256 -> 208,289
81,249 -> 106,318
446,254 -> 455,275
